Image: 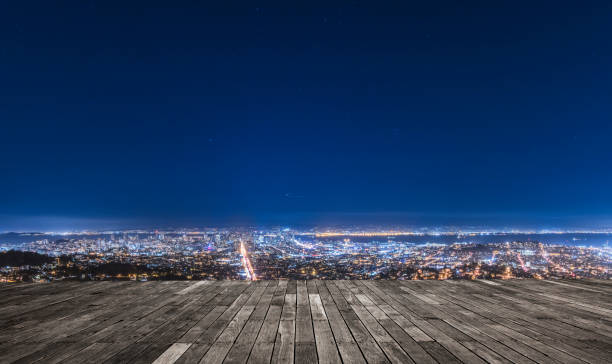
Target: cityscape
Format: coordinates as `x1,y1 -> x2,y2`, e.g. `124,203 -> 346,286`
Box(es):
2,228 -> 610,283
2,1 -> 612,363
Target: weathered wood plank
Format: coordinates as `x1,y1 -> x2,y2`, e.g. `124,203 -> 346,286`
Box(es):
0,279 -> 610,364
152,343 -> 192,364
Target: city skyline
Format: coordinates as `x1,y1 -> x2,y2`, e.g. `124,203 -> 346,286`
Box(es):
3,227 -> 610,283
4,212 -> 612,234
1,3 -> 611,364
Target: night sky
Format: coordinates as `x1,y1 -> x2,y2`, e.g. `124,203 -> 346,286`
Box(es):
2,1 -> 612,230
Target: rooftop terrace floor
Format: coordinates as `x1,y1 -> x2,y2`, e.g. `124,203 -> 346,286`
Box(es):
0,279 -> 611,363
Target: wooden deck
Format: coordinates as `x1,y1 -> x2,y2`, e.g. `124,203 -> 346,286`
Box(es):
0,280 -> 611,363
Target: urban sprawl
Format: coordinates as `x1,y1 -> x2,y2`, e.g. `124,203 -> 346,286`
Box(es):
1,229 -> 610,282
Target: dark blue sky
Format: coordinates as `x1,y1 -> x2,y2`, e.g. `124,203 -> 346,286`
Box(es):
1,1 -> 612,229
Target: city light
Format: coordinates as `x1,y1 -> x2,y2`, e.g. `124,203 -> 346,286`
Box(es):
0,229 -> 609,282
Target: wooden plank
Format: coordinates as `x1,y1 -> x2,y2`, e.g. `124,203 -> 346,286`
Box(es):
309,294 -> 327,321
0,280 -> 611,364
152,343 -> 192,364
374,281 -> 492,363
131,344 -> 174,364
177,281 -> 210,295
338,281 -> 415,364
313,319 -> 342,364
295,342 -> 318,364
413,281 -> 592,364
281,294 -> 296,321
199,281 -> 268,364
224,283 -> 277,363
224,320 -> 264,364
0,343 -> 47,363
296,281 -> 316,364
316,280 -> 367,364
248,281 -> 287,364
173,344 -> 211,364
271,319 -> 295,364
357,281 -> 439,364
